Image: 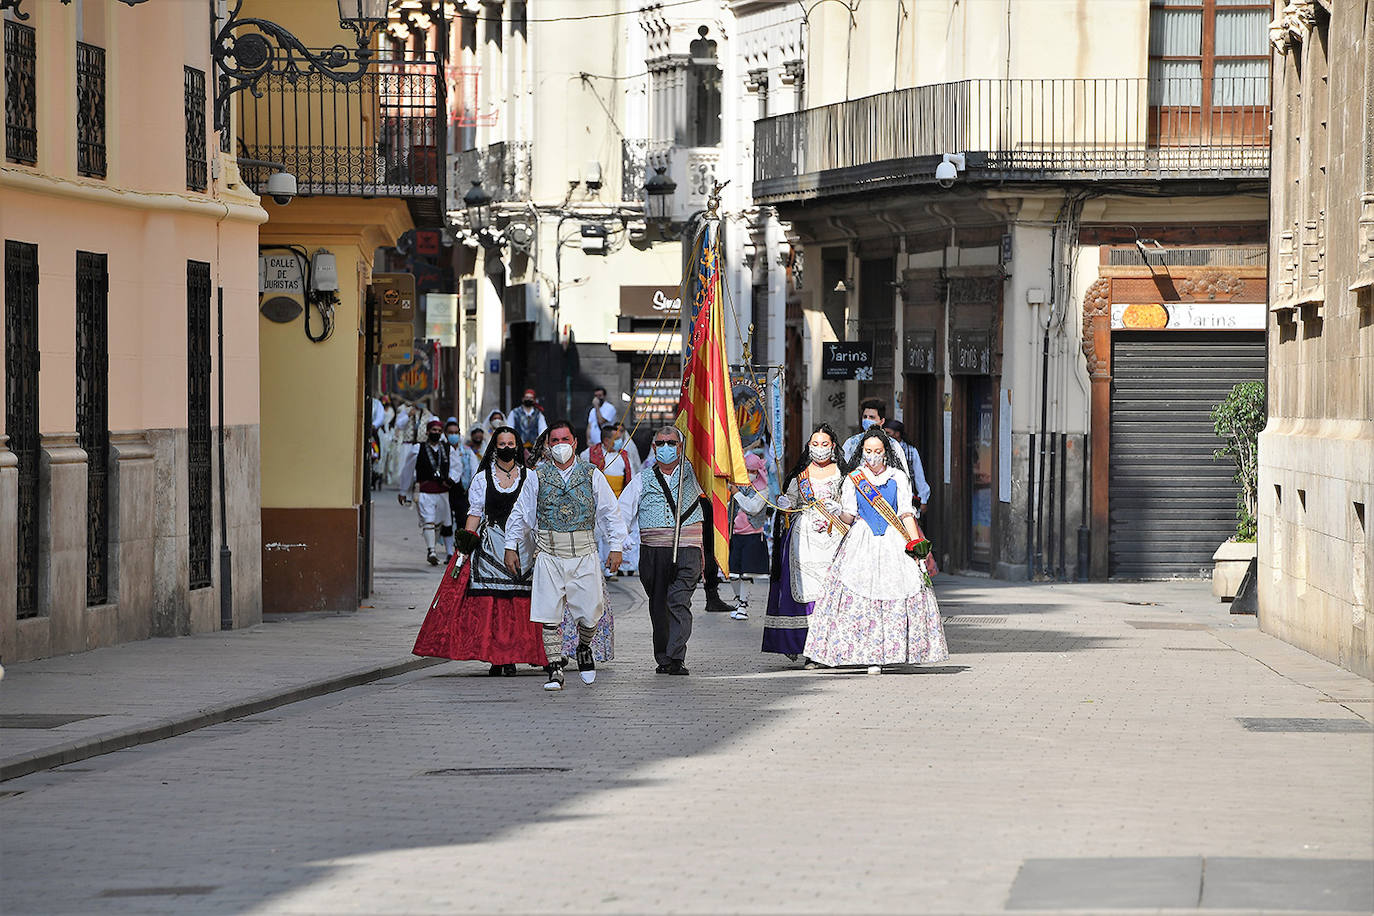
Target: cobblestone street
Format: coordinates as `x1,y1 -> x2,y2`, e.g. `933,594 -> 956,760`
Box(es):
1,500 -> 1371,914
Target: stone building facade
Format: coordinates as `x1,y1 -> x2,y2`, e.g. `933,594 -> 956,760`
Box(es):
1,0 -> 265,661
1260,0 -> 1373,677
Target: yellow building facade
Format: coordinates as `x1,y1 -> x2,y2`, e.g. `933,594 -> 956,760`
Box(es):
236,1 -> 426,612
1,1 -> 266,661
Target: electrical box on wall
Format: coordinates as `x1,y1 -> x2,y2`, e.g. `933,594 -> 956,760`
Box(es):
310,251 -> 339,292
1026,287 -> 1047,305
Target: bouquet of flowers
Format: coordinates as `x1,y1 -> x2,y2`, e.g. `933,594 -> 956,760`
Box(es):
452,529 -> 481,556
904,538 -> 932,560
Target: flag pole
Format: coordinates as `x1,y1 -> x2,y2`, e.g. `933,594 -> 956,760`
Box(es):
673,182 -> 726,566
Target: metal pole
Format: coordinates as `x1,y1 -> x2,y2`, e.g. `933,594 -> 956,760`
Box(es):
217,287 -> 233,630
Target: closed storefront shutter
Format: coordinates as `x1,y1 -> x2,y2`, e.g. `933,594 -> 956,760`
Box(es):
1109,331 -> 1266,578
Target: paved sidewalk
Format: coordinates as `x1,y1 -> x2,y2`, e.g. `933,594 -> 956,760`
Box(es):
0,498 -> 447,780
0,497 -> 1370,913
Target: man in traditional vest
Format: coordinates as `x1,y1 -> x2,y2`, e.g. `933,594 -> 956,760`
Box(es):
504,420 -> 626,691
510,387 -> 547,454
617,426 -> 704,675
399,417 -> 455,566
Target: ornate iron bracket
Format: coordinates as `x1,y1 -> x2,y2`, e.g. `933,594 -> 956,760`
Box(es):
212,0 -> 385,133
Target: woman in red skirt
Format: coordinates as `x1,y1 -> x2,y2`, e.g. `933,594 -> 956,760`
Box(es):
412,426 -> 545,675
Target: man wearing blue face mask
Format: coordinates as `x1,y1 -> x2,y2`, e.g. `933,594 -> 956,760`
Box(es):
617,426 -> 705,675
445,418 -> 479,548
842,398 -> 911,477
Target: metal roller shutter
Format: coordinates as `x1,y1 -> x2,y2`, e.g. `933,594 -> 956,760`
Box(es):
1109,331 -> 1266,578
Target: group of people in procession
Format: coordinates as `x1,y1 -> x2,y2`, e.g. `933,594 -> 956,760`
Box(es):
404,386 -> 948,691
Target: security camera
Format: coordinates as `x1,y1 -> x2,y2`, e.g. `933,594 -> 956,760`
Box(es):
266,170 -> 297,205
935,153 -> 965,189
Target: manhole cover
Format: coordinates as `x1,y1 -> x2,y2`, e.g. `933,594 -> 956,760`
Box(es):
98,887 -> 218,898
0,713 -> 103,729
1125,620 -> 1209,631
421,766 -> 570,777
1237,717 -> 1372,733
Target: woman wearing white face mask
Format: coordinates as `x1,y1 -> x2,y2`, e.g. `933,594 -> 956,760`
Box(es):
802,427 -> 948,674
762,424 -> 846,662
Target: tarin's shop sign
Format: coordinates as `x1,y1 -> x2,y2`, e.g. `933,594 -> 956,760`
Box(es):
821,341 -> 874,381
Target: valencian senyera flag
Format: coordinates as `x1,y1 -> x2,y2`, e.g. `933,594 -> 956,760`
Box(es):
676,222 -> 749,575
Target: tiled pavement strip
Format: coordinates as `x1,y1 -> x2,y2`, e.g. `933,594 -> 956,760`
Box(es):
0,499 -> 1370,914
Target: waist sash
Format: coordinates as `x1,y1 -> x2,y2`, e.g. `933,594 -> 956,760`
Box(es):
535,528 -> 598,559
799,470 -> 849,535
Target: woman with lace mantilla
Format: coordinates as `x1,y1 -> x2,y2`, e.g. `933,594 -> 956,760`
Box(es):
762,423 -> 846,665
802,427 -> 948,674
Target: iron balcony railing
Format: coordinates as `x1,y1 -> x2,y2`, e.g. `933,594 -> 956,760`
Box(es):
237,52 -> 440,197
754,76 -> 1270,201
449,140 -> 532,209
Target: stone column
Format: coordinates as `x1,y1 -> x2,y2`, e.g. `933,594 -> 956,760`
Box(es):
110,432 -> 156,644
40,433 -> 88,655
0,438 -> 17,662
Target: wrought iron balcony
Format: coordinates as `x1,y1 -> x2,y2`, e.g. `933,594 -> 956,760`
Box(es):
236,52 -> 440,197
753,76 -> 1270,203
447,140 -> 532,210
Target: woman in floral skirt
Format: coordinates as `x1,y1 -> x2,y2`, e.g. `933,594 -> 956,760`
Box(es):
802,427 -> 948,673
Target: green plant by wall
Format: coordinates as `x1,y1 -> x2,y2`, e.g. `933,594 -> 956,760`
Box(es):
1211,380 -> 1266,542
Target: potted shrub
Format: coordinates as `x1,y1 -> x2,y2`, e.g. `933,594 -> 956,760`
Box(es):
1210,381 -> 1264,599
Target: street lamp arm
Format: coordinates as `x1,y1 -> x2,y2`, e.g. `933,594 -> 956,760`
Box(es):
212,0 -> 385,133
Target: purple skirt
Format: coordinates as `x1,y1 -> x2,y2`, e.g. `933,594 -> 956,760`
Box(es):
761,526 -> 814,656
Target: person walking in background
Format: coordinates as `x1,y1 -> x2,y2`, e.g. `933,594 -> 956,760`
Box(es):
510,388 -> 547,454
480,408 -> 506,447
504,421 -> 625,692
842,399 -> 911,474
467,423 -> 488,461
725,450 -> 770,620
583,421 -> 642,576
882,419 -> 930,516
412,425 -> 545,676
446,417 -> 480,532
762,424 -> 846,664
399,417 -> 455,566
586,386 -> 618,446
804,427 -> 947,674
618,426 -> 704,675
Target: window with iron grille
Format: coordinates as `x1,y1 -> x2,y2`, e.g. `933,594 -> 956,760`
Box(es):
187,261 -> 212,590
76,42 -> 106,178
4,20 -> 37,165
5,240 -> 40,618
76,251 -> 109,606
184,66 -> 207,191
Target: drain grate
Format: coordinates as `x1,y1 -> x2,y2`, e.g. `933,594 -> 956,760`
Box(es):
943,616 -> 1008,625
0,713 -> 103,729
1125,620 -> 1209,631
98,887 -> 218,898
422,766 -> 570,777
1163,646 -> 1230,652
1237,717 -> 1372,733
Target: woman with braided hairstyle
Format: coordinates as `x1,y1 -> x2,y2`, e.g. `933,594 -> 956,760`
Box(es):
762,423 -> 846,664
802,426 -> 948,673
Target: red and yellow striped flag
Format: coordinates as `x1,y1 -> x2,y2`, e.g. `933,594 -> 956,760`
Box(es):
676,224 -> 749,575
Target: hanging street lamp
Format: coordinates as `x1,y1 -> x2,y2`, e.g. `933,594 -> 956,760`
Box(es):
643,165 -> 677,232
463,180 -> 494,235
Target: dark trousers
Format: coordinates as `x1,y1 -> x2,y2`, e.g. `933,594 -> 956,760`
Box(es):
639,544 -> 703,666
699,496 -> 724,593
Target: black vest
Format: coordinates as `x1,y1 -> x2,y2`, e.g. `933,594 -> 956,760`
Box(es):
416,442 -> 449,483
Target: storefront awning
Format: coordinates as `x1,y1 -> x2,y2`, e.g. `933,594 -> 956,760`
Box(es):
608,331 -> 680,354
